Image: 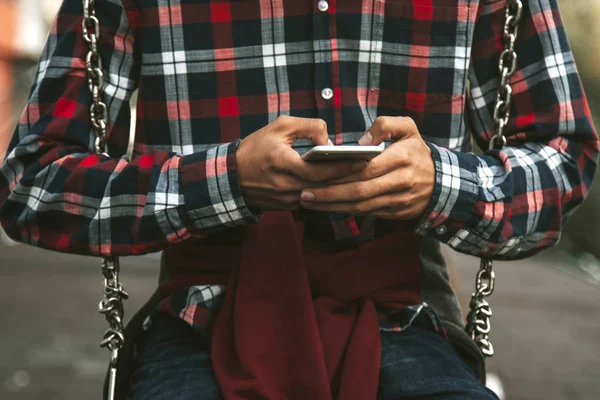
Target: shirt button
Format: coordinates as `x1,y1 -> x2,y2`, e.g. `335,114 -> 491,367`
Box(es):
435,225 -> 447,235
317,0 -> 329,12
420,222 -> 431,231
321,87 -> 334,100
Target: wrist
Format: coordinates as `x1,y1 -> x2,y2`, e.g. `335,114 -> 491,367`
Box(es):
415,143 -> 480,240
234,138 -> 261,212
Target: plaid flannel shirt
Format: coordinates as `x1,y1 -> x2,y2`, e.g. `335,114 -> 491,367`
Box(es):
1,0 -> 598,333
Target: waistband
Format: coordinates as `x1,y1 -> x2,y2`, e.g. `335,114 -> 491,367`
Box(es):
160,217 -> 422,306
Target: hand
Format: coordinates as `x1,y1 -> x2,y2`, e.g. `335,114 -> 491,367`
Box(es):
236,116 -> 367,211
299,116 -> 435,220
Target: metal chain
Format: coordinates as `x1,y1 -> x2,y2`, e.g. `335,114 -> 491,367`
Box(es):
82,0 -> 109,155
82,1 -> 129,398
489,0 -> 523,151
466,0 -> 523,358
466,259 -> 496,356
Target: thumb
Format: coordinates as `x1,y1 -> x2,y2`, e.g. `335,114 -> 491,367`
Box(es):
287,117 -> 333,145
359,116 -> 418,145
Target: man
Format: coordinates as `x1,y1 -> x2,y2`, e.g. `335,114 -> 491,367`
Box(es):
0,0 -> 597,399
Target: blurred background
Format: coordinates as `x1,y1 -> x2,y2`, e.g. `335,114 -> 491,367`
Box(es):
0,1 -> 599,399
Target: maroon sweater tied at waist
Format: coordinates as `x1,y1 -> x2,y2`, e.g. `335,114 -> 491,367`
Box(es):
156,211 -> 423,399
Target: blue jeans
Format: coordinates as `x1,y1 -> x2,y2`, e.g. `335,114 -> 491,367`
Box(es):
130,315 -> 498,400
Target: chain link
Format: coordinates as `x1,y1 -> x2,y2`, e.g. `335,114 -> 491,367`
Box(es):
466,0 -> 523,359
82,0 -> 109,156
466,259 -> 496,357
98,257 -> 128,400
82,1 -> 128,398
489,0 -> 522,152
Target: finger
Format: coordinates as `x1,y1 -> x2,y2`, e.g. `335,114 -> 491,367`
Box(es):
247,191 -> 302,211
281,151 -> 367,183
370,204 -> 424,220
358,116 -> 419,146
326,144 -> 409,185
272,169 -> 314,191
301,173 -> 399,203
276,116 -> 332,145
301,192 -> 406,215
251,200 -> 301,211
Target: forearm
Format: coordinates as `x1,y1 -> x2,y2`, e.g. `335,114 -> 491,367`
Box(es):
422,0 -> 599,259
0,0 -> 259,256
419,135 -> 598,259
0,136 -> 258,256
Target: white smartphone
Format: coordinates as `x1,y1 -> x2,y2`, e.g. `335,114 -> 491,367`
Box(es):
302,145 -> 383,162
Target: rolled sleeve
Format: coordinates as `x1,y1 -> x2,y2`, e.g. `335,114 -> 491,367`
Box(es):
180,141 -> 259,232
416,143 -> 480,243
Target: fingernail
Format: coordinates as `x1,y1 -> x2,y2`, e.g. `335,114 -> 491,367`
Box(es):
358,131 -> 373,145
352,161 -> 367,172
301,191 -> 316,201
327,139 -> 334,146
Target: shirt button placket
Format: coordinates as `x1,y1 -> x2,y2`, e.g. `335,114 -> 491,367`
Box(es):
435,225 -> 447,235
313,0 -> 334,140
321,87 -> 334,100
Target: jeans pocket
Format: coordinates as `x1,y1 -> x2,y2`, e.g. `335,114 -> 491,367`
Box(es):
131,315 -> 221,400
136,314 -> 211,365
378,326 -> 491,399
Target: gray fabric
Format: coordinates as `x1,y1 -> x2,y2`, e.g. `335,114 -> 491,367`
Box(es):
419,237 -> 486,381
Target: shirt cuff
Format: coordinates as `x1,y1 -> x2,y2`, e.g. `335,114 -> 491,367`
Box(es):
415,142 -> 481,243
180,141 -> 260,233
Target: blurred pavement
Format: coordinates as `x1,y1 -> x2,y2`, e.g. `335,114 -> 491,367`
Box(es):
446,249 -> 600,400
0,244 -> 599,399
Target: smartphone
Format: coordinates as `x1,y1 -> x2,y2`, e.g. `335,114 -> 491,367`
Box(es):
302,145 -> 383,162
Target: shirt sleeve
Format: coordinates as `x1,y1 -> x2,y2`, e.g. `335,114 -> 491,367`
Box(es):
417,0 -> 599,259
0,0 -> 258,257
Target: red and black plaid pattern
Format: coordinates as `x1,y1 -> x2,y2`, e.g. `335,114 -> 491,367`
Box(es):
0,0 -> 598,332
